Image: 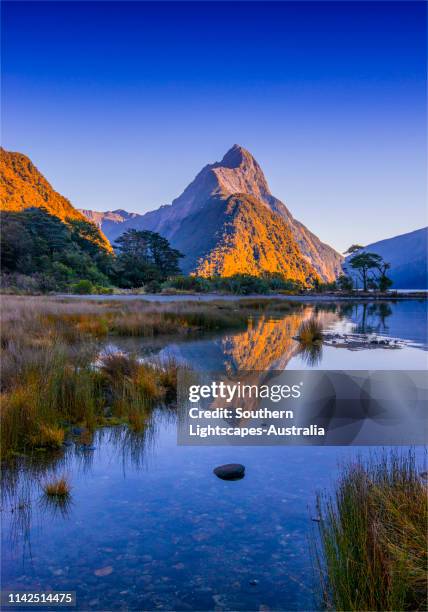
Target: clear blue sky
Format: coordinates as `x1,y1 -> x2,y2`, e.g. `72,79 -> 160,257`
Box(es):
2,1 -> 426,252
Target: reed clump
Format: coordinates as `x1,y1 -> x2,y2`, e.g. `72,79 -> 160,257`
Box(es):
315,450 -> 427,611
31,424 -> 65,449
297,317 -> 323,346
43,476 -> 71,497
295,317 -> 323,365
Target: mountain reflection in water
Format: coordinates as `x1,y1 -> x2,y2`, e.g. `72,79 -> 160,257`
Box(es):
107,300 -> 427,374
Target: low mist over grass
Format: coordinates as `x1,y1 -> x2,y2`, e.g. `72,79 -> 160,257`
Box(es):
315,450 -> 427,611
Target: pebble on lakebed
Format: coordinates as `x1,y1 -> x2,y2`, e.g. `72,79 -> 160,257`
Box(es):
213,464 -> 245,480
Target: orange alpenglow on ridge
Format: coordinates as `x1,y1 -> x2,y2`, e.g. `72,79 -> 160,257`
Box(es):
0,148 -> 112,252
194,193 -> 320,282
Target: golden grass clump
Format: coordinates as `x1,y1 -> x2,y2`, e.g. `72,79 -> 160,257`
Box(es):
98,352 -> 140,381
128,409 -> 149,432
43,476 -> 71,497
31,424 -> 65,449
297,317 -> 323,346
315,450 -> 427,612
1,385 -> 39,454
295,317 -> 323,365
133,363 -> 164,401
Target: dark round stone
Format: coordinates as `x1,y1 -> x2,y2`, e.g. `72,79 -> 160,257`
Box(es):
213,464 -> 245,481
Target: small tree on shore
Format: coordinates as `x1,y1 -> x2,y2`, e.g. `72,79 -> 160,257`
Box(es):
348,252 -> 383,291
346,247 -> 393,292
376,261 -> 393,292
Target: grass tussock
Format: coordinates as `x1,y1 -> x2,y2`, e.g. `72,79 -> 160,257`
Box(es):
296,317 -> 323,366
43,476 -> 71,498
297,317 -> 323,346
315,450 -> 427,611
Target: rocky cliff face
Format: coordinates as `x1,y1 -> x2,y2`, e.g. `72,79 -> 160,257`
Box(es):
81,145 -> 343,280
0,148 -> 112,251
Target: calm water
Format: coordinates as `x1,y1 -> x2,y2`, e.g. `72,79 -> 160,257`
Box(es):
2,300 -> 427,611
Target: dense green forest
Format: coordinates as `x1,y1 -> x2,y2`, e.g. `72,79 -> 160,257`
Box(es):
0,208 -> 183,293
1,208 -> 113,292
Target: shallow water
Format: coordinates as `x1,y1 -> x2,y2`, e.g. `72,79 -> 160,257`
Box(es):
1,300 -> 427,611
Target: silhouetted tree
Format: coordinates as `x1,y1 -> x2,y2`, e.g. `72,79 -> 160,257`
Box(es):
348,252 -> 383,291
113,229 -> 183,288
344,244 -> 364,255
375,261 -> 393,292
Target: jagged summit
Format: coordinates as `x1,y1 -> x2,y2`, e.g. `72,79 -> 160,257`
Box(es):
210,145 -> 272,206
218,144 -> 255,168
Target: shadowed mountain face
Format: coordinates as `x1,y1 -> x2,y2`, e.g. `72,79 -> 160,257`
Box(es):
83,145 -> 343,281
344,227 -> 428,289
0,148 -> 112,251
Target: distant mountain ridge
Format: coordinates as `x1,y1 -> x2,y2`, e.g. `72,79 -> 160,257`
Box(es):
82,145 -> 343,281
344,227 -> 428,289
0,148 -> 112,251
78,208 -> 140,240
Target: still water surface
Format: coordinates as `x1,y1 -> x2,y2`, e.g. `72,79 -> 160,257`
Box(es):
2,300 -> 427,611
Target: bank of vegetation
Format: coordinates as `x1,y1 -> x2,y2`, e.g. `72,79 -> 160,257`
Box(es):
0,296 -> 302,458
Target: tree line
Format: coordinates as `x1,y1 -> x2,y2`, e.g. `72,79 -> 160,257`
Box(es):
1,207 -> 393,294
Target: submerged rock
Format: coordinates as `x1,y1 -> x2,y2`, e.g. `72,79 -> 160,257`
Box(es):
94,565 -> 113,577
213,464 -> 245,481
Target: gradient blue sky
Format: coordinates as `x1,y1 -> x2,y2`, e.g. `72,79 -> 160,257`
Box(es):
2,1 -> 426,252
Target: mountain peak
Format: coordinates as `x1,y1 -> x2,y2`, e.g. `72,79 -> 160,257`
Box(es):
219,144 -> 254,168
210,144 -> 272,205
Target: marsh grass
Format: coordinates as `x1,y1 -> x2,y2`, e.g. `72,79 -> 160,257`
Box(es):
0,295 -> 299,457
43,476 -> 71,497
315,450 -> 427,611
41,476 -> 73,517
0,298 -> 184,457
296,317 -> 323,366
297,317 -> 323,346
1,350 -> 178,456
